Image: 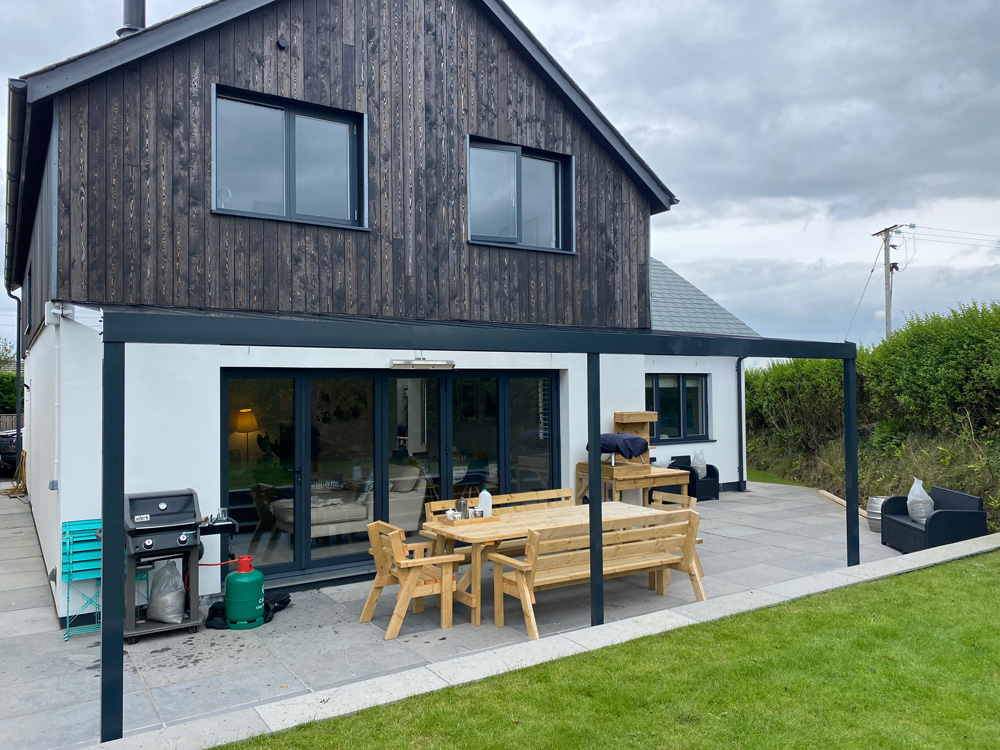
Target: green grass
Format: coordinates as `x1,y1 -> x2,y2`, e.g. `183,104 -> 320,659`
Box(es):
219,552 -> 1000,750
747,468 -> 806,486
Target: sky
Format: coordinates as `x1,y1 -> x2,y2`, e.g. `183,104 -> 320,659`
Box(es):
1,0 -> 998,348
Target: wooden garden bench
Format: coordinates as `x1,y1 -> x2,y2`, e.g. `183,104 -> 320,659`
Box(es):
489,508 -> 705,640
360,521 -> 466,640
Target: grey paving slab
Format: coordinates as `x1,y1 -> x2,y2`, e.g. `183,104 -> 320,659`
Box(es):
761,571 -> 858,599
0,691 -> 160,750
98,707 -> 269,750
0,555 -> 45,574
769,552 -> 850,574
426,634 -> 587,686
0,513 -> 35,530
125,625 -> 283,690
397,619 -> 529,662
149,662 -> 309,724
0,604 -> 60,639
0,528 -> 43,546
0,632 -> 145,719
0,584 -> 54,613
563,609 -> 697,649
670,589 -> 789,622
0,569 -> 50,592
0,543 -> 42,560
712,562 -> 803,588
256,665 -> 449,732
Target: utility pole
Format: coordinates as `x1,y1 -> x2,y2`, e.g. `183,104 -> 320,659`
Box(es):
873,224 -> 902,340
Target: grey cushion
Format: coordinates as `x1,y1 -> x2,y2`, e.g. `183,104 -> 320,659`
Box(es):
389,464 -> 421,493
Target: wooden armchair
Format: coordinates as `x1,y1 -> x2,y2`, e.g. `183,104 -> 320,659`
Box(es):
650,491 -> 704,577
360,521 -> 466,640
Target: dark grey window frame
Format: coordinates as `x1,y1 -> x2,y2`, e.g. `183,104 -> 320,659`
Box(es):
467,136 -> 575,254
646,373 -> 709,443
211,84 -> 367,230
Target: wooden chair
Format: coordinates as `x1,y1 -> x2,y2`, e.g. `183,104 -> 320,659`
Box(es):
650,491 -> 704,577
490,508 -> 706,640
360,521 -> 466,640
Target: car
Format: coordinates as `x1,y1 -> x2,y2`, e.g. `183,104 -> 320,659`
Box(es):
0,430 -> 20,472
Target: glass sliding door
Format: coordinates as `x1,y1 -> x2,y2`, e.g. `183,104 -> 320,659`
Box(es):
509,377 -> 553,493
226,377 -> 296,568
309,377 -> 375,562
451,377 -> 500,498
388,377 -> 440,536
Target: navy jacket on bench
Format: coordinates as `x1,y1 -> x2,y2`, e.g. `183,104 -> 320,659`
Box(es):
881,486 -> 987,554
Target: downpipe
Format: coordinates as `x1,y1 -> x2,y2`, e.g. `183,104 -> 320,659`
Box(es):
5,287 -> 22,463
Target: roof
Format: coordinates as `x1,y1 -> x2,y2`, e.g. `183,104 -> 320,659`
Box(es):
649,257 -> 759,338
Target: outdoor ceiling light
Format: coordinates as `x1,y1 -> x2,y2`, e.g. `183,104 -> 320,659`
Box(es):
389,358 -> 456,370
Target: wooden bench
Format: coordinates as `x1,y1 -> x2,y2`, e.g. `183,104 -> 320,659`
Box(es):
489,508 -> 705,640
423,488 -> 576,560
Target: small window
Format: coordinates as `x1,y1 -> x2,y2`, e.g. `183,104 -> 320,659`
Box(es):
468,140 -> 572,252
213,89 -> 362,228
645,374 -> 708,442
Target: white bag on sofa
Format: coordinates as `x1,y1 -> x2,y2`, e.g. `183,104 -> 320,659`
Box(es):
691,450 -> 708,480
906,478 -> 934,525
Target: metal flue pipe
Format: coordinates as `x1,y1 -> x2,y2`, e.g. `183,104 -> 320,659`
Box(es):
116,0 -> 146,38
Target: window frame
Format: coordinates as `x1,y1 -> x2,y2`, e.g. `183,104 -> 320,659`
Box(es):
467,136 -> 575,254
646,373 -> 710,443
211,85 -> 367,230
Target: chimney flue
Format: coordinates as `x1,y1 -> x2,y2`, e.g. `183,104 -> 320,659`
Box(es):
116,0 -> 146,38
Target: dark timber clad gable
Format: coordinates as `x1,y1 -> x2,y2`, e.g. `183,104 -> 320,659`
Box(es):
52,0 -> 652,328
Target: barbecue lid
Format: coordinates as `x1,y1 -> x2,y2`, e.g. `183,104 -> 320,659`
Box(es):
124,489 -> 201,532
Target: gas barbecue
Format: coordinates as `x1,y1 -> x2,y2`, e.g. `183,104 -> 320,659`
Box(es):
124,489 -> 204,641
123,488 -> 240,641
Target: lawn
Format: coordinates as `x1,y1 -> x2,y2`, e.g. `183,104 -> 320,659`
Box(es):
219,552 -> 1000,750
747,468 -> 806,486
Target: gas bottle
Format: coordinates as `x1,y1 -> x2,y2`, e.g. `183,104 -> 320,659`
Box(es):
225,555 -> 265,630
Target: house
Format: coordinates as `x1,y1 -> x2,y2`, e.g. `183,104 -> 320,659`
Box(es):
3,0 -> 765,620
644,257 -> 758,488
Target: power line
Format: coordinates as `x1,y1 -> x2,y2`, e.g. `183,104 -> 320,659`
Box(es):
912,225 -> 1000,240
845,242 -> 884,341
902,236 -> 997,249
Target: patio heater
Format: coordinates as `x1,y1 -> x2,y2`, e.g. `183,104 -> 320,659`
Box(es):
235,408 -> 258,471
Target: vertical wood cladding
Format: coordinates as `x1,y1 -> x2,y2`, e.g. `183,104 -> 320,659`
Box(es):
54,0 -> 651,328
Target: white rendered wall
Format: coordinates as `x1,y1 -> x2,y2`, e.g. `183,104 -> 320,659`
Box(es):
644,355 -> 744,486
24,325 -> 60,593
24,312 -> 104,617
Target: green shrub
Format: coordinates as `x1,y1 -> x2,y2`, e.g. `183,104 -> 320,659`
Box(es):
0,372 -> 21,414
746,301 -> 1000,529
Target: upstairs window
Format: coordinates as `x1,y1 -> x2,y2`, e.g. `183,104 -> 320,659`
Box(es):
645,374 -> 709,442
213,89 -> 363,228
468,139 -> 573,252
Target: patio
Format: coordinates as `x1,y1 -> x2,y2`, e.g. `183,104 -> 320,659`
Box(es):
1,482 -> 898,749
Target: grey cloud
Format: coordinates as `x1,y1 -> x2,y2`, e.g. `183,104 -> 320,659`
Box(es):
511,0 -> 1000,224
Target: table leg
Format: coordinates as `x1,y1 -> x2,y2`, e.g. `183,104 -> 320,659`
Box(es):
681,480 -> 689,497
576,471 -> 587,504
471,542 -> 484,626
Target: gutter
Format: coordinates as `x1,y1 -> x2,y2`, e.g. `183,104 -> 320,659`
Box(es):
736,356 -> 747,491
5,78 -> 28,293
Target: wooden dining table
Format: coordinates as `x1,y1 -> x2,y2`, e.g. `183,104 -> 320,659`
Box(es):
422,501 -> 675,626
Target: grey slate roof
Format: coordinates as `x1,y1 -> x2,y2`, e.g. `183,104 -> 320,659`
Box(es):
649,258 -> 759,338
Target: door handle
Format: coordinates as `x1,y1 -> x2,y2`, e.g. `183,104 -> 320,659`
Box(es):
285,467 -> 302,484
